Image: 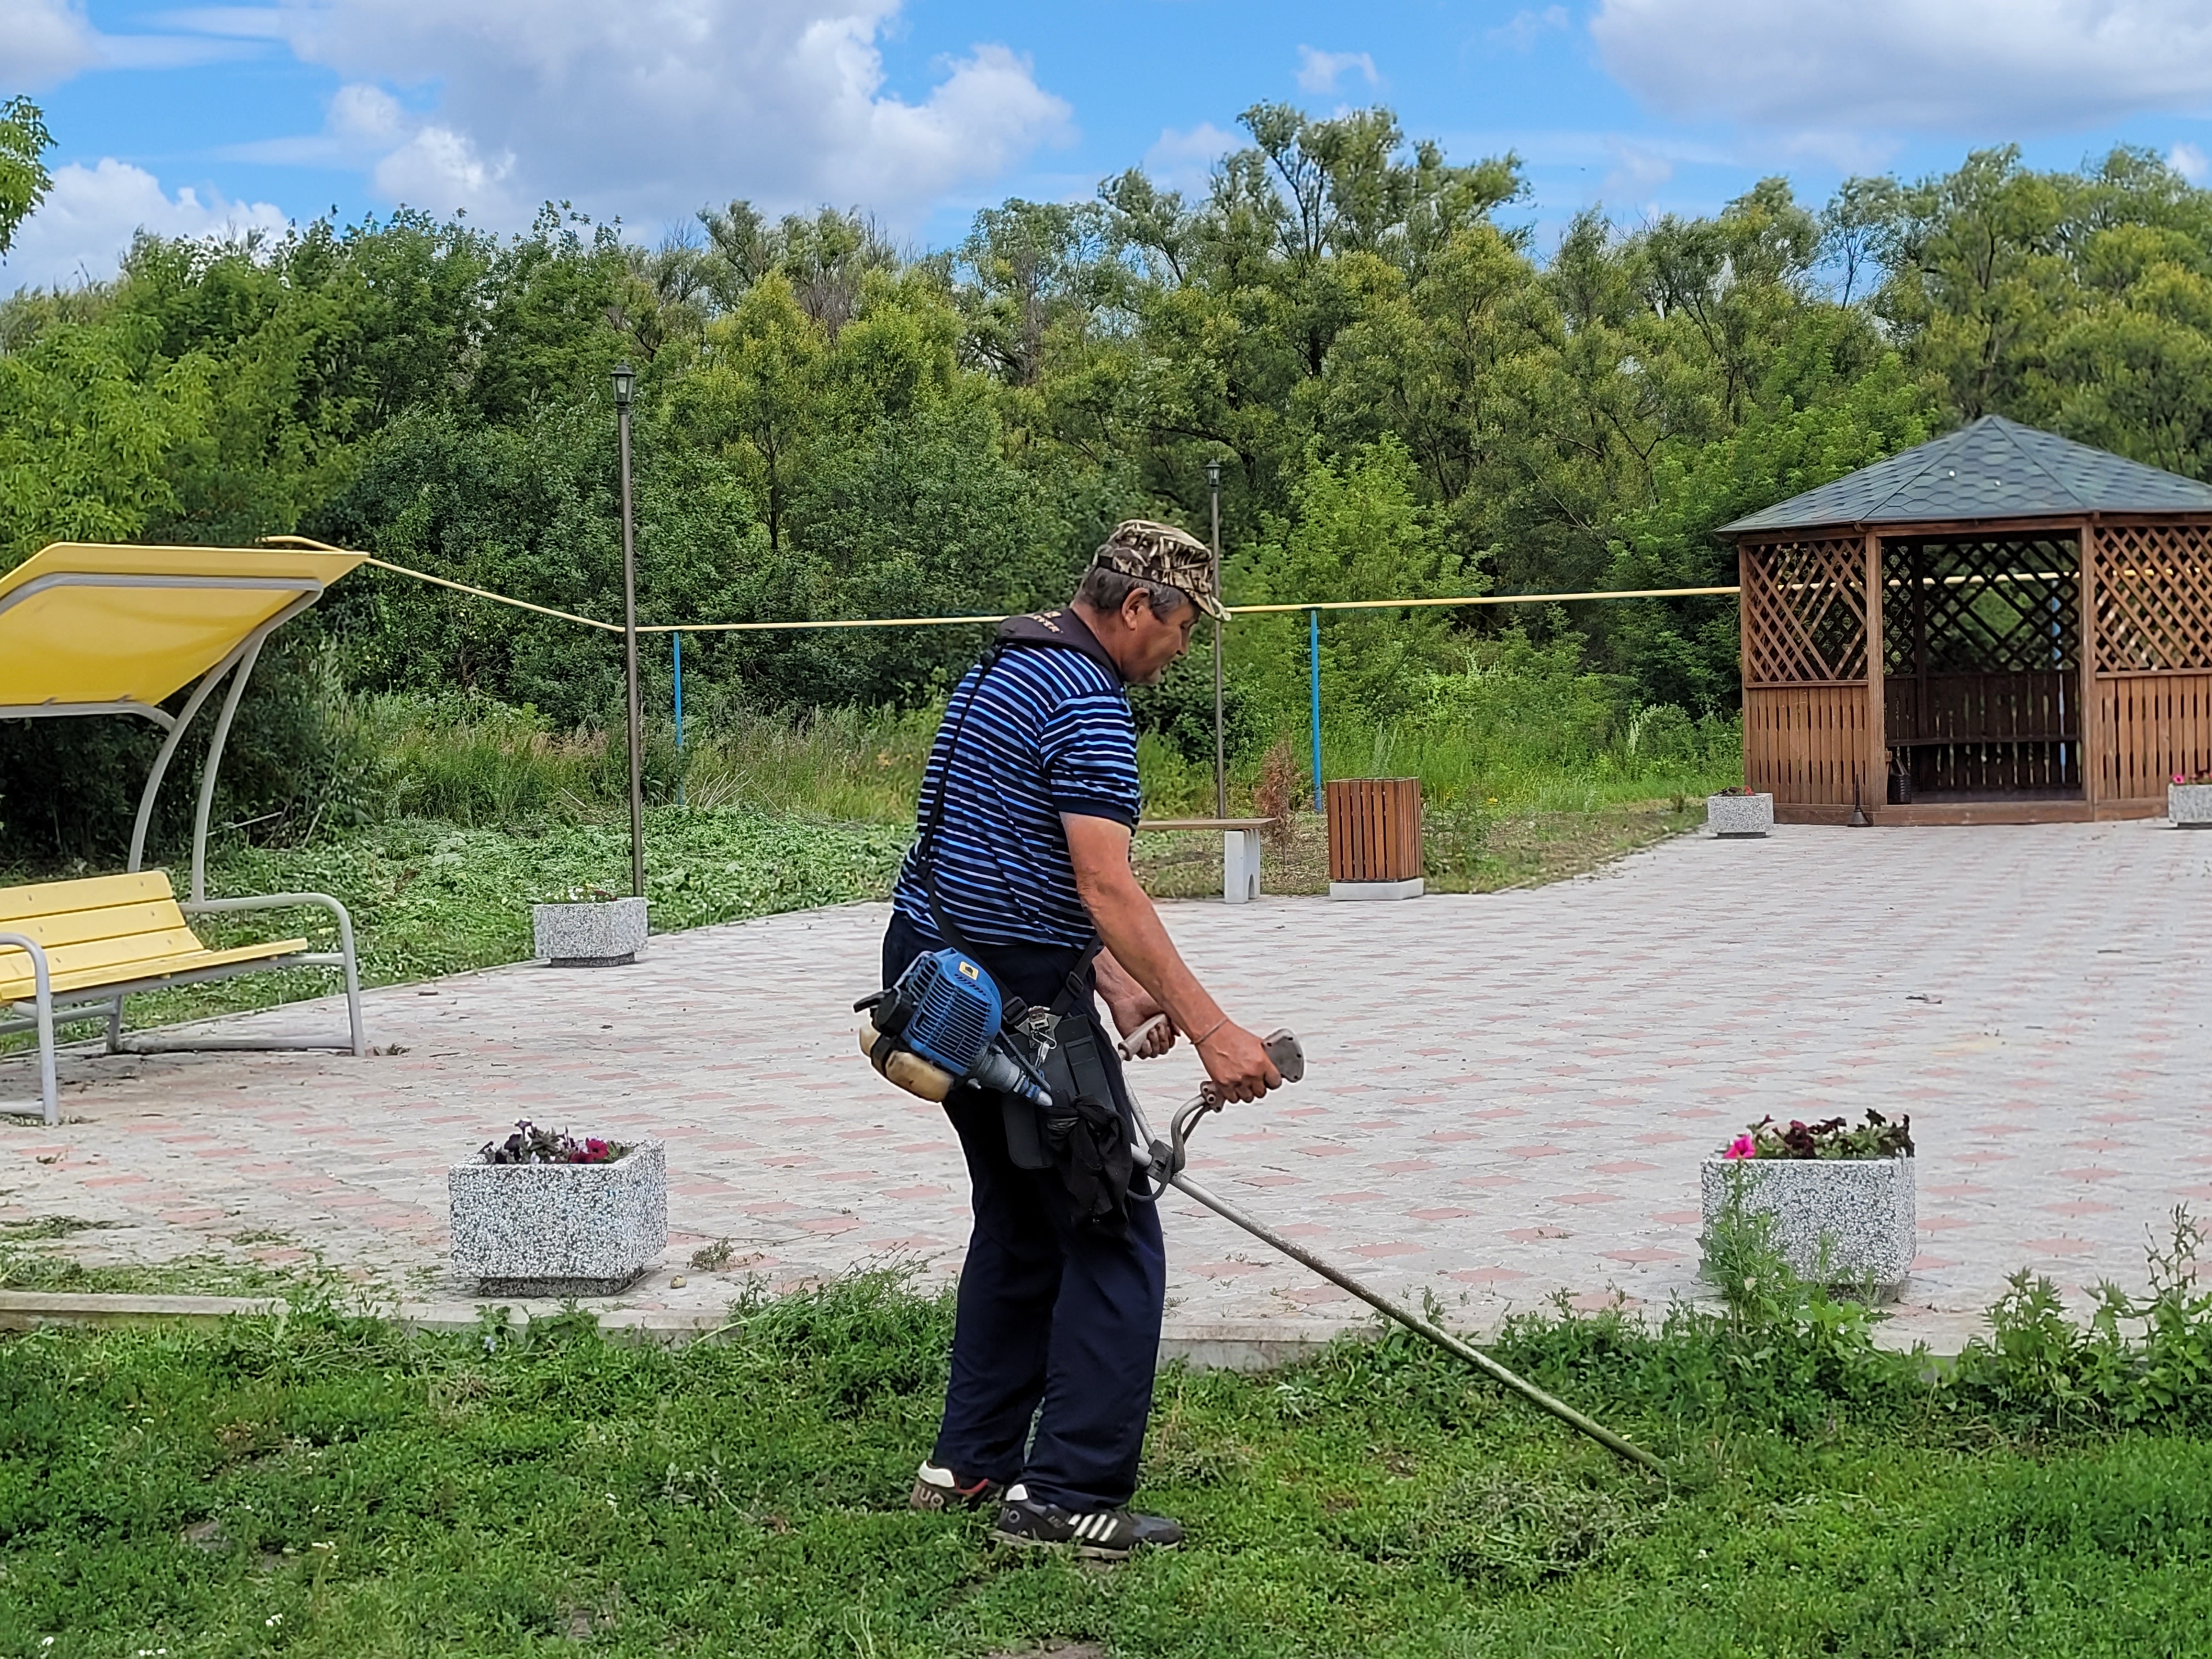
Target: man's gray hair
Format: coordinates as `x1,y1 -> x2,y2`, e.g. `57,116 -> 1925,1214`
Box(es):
1075,563 -> 1190,619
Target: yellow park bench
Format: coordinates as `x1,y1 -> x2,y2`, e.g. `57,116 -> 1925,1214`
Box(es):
0,539 -> 373,1126
0,870 -> 364,1126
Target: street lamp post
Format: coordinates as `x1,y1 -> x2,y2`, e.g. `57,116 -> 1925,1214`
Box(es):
613,362 -> 645,899
1207,459 -> 1225,820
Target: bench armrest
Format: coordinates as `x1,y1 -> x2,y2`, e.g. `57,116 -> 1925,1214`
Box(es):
0,930 -> 53,1003
182,891 -> 358,964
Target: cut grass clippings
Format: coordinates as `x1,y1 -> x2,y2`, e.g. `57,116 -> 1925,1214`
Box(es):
7,1277 -> 2212,1657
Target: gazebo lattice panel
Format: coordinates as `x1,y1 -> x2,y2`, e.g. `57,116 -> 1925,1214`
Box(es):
1740,536 -> 1867,685
1882,537 -> 2083,794
2093,522 -> 2212,672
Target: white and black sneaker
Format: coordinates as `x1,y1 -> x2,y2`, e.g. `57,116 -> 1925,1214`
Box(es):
990,1484 -> 1185,1560
909,1462 -> 1006,1512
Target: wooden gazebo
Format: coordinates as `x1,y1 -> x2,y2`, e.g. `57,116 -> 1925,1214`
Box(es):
1720,416 -> 2212,824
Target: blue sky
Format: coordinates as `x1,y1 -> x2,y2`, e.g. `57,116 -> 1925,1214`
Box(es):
9,1 -> 2212,289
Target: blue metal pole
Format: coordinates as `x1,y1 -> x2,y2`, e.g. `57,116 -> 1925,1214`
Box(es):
1310,608 -> 1323,814
673,631 -> 685,807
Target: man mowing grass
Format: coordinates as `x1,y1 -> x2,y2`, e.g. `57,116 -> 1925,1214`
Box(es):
882,521 -> 1283,1559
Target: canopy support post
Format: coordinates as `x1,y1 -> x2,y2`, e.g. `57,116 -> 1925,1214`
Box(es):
128,648 -> 251,875
127,592 -> 317,879
190,634 -> 267,904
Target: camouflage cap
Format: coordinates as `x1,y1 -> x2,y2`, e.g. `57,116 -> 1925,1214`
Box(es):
1090,519 -> 1227,621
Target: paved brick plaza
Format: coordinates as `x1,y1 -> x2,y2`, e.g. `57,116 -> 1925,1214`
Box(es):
5,820 -> 2209,1351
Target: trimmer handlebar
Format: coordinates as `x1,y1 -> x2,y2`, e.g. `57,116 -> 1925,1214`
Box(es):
1150,1029 -> 1303,1179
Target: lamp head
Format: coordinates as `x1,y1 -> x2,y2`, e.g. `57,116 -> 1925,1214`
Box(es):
612,362 -> 635,408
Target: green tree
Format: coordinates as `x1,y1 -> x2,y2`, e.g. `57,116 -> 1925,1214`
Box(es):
0,95 -> 53,262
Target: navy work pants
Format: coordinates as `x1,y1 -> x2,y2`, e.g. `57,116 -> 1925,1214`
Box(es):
883,912 -> 1166,1513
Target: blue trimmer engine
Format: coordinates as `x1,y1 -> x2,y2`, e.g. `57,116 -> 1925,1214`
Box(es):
855,948 -> 1054,1108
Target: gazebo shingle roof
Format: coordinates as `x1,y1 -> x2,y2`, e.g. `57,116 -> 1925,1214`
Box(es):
1718,415 -> 2212,536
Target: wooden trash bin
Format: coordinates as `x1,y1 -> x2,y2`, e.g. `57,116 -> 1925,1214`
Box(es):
1325,778 -> 1424,900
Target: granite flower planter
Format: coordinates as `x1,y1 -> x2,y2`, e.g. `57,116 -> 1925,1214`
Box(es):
533,896 -> 647,966
1701,1154 -> 1915,1298
2169,782 -> 2212,827
449,1139 -> 667,1295
1706,792 -> 1774,837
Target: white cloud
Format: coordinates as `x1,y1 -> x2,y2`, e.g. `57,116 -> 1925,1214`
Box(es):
2172,141 -> 2211,183
1600,137 -> 1673,205
1143,122 -> 1236,195
1,0 -> 262,84
1,0 -> 101,87
1592,0 -> 2212,134
3,159 -> 288,288
225,0 -> 1074,231
1294,46 -> 1380,96
1493,7 -> 1570,50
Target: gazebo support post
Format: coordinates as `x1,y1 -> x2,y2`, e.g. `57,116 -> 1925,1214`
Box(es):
1864,529 -> 1885,812
2079,517 -> 2102,815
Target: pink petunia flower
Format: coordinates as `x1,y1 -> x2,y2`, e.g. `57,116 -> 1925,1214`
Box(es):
1723,1133 -> 1757,1160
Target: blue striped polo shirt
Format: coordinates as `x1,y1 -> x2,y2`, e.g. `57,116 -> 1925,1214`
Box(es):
890,610 -> 1140,951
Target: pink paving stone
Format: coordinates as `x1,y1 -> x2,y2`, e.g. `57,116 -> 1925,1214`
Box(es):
1554,1192 -> 1623,1206
2057,1166 -> 2123,1182
1374,1159 -> 1438,1174
1592,1160 -> 1660,1175
1350,1242 -> 1424,1260
1298,1145 -> 1358,1158
1189,1260 -> 1267,1278
795,1217 -> 862,1234
1920,1216 -> 1976,1231
1447,1267 -> 1528,1283
1237,1174 -> 1302,1188
1569,1292 -> 1639,1313
1503,1144 -> 1568,1158
1408,1207 -> 1474,1221
2039,1201 -> 2117,1217
6,825 -> 2209,1347
1283,1283 -> 1355,1302
1911,1255 -> 1960,1271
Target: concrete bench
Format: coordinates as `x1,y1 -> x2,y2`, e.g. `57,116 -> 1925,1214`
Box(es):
1134,817 -> 1277,904
0,871 -> 364,1125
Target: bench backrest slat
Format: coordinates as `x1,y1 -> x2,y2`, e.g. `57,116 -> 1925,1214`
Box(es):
0,871 -> 179,924
0,871 -> 216,999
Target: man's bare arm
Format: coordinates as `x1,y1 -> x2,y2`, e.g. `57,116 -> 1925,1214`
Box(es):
1064,813 -> 1280,1101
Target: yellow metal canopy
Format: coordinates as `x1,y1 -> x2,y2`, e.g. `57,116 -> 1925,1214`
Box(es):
0,541 -> 364,715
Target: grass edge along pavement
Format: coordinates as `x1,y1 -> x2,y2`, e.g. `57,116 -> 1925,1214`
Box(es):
0,808 -> 911,1042
4,790 -> 1717,1044
9,1224 -> 2212,1658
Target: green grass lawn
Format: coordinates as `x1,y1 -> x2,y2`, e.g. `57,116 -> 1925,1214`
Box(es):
8,809 -> 909,1038
6,1277 -> 2211,1658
